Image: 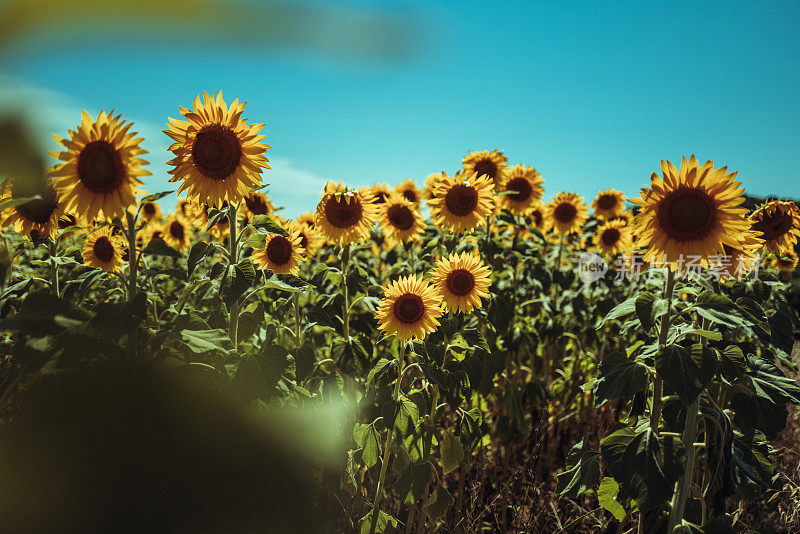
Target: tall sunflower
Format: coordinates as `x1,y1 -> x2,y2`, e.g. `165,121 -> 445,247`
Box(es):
462,149 -> 508,189
593,219 -> 633,257
289,219 -> 321,257
49,110 -> 150,222
164,91 -> 270,206
427,171 -> 495,234
497,164 -> 544,215
715,230 -> 763,279
630,156 -> 753,267
772,251 -> 798,272
251,228 -> 305,274
430,251 -> 491,314
83,226 -> 124,272
0,179 -> 65,240
749,200 -> 800,255
238,190 -> 275,226
380,194 -> 425,244
314,181 -> 377,245
591,189 -> 626,219
162,213 -> 192,252
393,179 -> 421,206
375,274 -> 443,341
544,192 -> 588,235
370,183 -> 391,204
140,199 -> 163,224
529,201 -> 546,230
423,172 -> 448,200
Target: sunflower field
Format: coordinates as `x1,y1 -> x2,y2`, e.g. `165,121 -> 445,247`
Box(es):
1,92 -> 800,534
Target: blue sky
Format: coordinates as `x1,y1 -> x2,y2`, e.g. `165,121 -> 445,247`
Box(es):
1,0 -> 798,217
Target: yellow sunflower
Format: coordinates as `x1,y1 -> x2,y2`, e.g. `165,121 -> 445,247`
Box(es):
140,199 -> 163,224
497,164 -> 544,215
49,110 -> 150,222
593,219 -> 634,257
393,179 -> 421,206
140,222 -> 165,247
162,213 -> 192,252
591,189 -> 627,219
430,251 -> 492,314
176,198 -> 197,223
772,251 -> 799,272
83,226 -> 124,272
295,211 -> 317,232
630,156 -> 753,268
0,179 -> 65,240
529,201 -> 546,230
164,91 -> 270,206
288,219 -> 321,257
251,229 -> 305,275
375,274 -> 443,341
238,190 -> 275,227
423,171 -> 448,200
314,181 -> 377,245
380,194 -> 425,244
749,200 -> 800,255
427,171 -> 495,234
370,183 -> 391,204
715,230 -> 764,280
609,210 -> 633,226
462,149 -> 508,189
544,192 -> 589,235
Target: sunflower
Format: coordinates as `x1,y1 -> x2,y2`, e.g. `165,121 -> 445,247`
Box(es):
83,226 -> 124,272
0,179 -> 65,240
427,171 -> 495,234
375,274 -> 443,341
393,179 -> 421,206
379,194 -> 425,244
749,200 -> 800,255
529,201 -> 546,230
630,156 -> 754,268
609,210 -> 633,226
593,219 -> 633,257
49,110 -> 150,222
715,230 -> 764,279
288,219 -> 321,257
591,189 -> 626,219
544,192 -> 588,235
140,222 -> 165,247
295,211 -> 316,231
176,198 -> 197,222
462,149 -> 508,189
140,199 -> 163,224
430,251 -> 491,314
370,183 -> 391,204
164,91 -> 270,206
423,172 -> 448,200
251,227 -> 305,274
497,164 -> 544,215
161,213 -> 192,252
772,251 -> 799,272
239,190 -> 275,226
314,181 -> 377,245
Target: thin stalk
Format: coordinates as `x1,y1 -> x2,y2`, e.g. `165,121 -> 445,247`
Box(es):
368,342 -> 406,534
650,268 -> 676,433
511,221 -> 520,320
416,384 -> 440,534
126,211 -> 139,358
227,203 -> 239,346
48,239 -> 59,296
555,232 -> 565,269
341,243 -> 351,340
293,292 -> 302,347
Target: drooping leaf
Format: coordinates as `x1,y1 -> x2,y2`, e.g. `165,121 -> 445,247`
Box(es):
187,241 -> 215,277
232,344 -> 292,401
0,290 -> 92,336
655,344 -> 709,404
180,328 -> 234,354
353,422 -> 382,469
140,190 -> 175,204
142,236 -> 181,258
556,437 -> 600,498
597,477 -> 626,521
248,214 -> 289,236
597,295 -> 638,328
593,351 -> 649,407
635,292 -> 658,333
423,485 -> 454,520
358,510 -> 398,534
440,431 -> 463,474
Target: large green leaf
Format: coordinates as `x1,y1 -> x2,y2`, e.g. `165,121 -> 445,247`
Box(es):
730,392 -> 788,441
0,290 -> 92,336
593,351 -> 649,407
746,354 -> 800,406
556,437 -> 600,498
655,344 -> 714,405
635,292 -> 658,333
597,295 -> 637,328
353,422 -> 381,469
232,344 -> 292,401
394,459 -> 434,505
440,431 -> 463,474
423,485 -> 454,520
597,477 -> 626,522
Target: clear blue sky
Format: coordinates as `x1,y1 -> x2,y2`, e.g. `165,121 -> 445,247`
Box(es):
1,0 -> 798,217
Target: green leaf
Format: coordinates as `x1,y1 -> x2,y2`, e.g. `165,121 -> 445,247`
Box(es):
0,194 -> 41,213
720,345 -> 747,381
248,214 -> 289,236
598,295 -> 637,327
655,344 -> 711,405
293,345 -> 316,382
440,431 -> 464,474
140,190 -> 174,204
597,477 -> 626,522
142,236 -> 181,258
423,485 -> 454,520
394,460 -> 434,505
353,422 -> 382,469
0,290 -> 92,336
556,437 -> 600,498
393,396 -> 420,438
262,272 -> 308,293
180,328 -> 234,354
731,393 -> 787,441
635,292 -> 658,332
232,344 -> 292,401
593,351 -> 649,407
358,511 -> 397,534
747,354 -> 800,405
187,241 -> 215,277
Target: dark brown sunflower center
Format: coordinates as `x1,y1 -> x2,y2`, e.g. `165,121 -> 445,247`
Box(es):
752,212 -> 794,242
554,202 -> 578,224
58,214 -> 77,229
93,236 -> 115,263
597,194 -> 617,210
532,210 -> 543,227
266,236 -> 292,265
401,189 -> 417,204
446,269 -> 475,297
474,159 -> 498,180
245,194 -> 270,215
374,192 -> 389,204
15,189 -> 58,225
299,232 -> 309,250
387,204 -> 415,231
601,228 -> 621,246
169,221 -> 185,240
142,203 -> 156,218
393,293 -> 425,324
658,187 -> 716,242
192,125 -> 242,181
505,177 -> 532,202
444,184 -> 479,217
324,196 -> 362,229
77,141 -> 125,193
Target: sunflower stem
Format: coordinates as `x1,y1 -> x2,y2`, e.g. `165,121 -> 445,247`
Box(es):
368,341 -> 405,534
341,243 -> 351,340
125,210 -> 139,359
227,203 -> 240,347
650,268 -> 676,434
48,239 -> 59,296
293,292 -> 302,348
